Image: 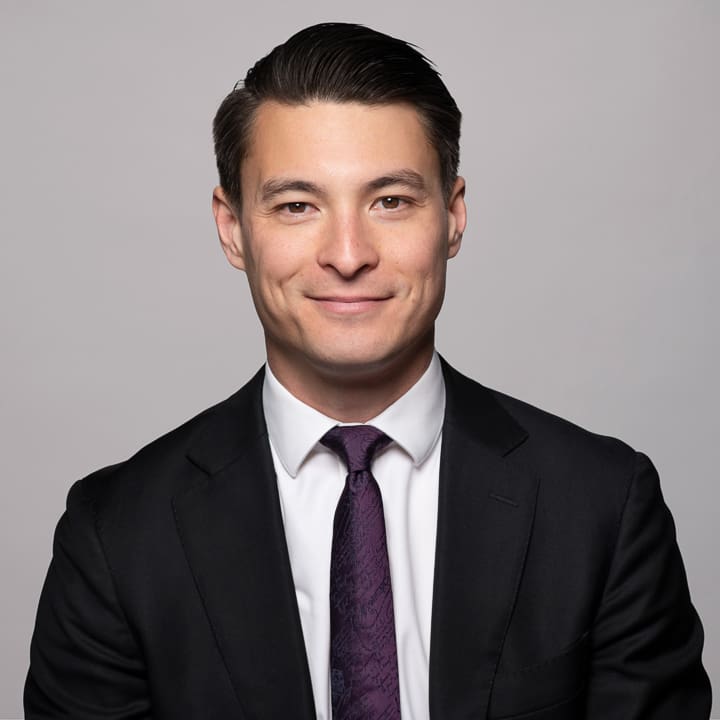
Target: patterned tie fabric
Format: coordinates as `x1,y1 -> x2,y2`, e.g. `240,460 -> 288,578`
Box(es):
320,425 -> 401,720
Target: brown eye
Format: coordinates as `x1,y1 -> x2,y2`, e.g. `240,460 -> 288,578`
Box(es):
286,202 -> 308,213
380,197 -> 401,209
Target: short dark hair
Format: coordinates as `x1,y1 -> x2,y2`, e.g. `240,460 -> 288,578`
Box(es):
213,22 -> 462,209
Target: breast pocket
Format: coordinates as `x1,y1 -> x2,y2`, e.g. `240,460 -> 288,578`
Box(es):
488,632 -> 590,719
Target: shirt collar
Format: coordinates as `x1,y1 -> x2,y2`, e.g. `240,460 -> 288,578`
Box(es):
262,352 -> 445,477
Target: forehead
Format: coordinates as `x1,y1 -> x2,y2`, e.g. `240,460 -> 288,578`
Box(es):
241,100 -> 441,190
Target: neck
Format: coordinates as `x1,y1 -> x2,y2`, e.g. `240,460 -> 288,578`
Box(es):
266,343 -> 434,423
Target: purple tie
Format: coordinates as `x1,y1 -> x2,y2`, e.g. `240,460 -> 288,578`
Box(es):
321,425 -> 401,720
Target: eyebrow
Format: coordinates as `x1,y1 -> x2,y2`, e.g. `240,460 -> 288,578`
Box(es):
260,178 -> 324,204
259,169 -> 430,204
365,170 -> 429,195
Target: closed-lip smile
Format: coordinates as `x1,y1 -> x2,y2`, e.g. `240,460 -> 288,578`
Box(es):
310,295 -> 391,314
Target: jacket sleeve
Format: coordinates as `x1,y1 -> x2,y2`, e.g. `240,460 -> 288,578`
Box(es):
24,479 -> 152,719
585,452 -> 712,718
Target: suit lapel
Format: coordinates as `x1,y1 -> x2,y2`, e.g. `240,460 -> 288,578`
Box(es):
173,369 -> 315,719
430,361 -> 539,719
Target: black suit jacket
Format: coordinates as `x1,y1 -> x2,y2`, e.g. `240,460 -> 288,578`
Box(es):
25,361 -> 711,719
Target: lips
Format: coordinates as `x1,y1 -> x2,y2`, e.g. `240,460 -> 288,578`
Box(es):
310,295 -> 391,314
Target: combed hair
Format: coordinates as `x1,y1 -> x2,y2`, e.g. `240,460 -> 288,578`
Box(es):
213,23 -> 461,209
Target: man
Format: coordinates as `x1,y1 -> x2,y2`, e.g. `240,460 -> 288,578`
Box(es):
25,22 -> 710,720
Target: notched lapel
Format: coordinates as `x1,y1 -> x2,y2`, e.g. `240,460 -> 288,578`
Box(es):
173,371 -> 315,720
430,362 -> 539,719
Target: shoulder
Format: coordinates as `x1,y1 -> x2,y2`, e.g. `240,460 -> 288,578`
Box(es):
493,386 -> 636,469
441,360 -> 646,508
68,367 -> 267,523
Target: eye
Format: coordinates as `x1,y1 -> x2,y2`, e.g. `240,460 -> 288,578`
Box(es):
274,200 -> 318,223
379,196 -> 402,210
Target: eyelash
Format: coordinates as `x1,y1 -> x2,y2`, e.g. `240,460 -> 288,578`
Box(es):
376,196 -> 407,210
283,202 -> 309,214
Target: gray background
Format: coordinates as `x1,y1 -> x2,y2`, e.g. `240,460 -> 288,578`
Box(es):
1,1 -> 717,717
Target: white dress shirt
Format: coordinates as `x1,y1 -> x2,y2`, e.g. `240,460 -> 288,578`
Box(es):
262,352 -> 445,720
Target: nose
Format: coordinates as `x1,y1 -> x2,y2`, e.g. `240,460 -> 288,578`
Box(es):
317,213 -> 379,279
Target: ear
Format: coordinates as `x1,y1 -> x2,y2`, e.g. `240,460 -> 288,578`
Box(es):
212,186 -> 246,271
446,176 -> 467,259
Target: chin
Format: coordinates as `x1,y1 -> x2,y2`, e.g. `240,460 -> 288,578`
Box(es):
307,341 -> 424,382
312,351 -> 395,376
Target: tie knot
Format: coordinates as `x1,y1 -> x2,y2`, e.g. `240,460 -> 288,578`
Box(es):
320,425 -> 391,474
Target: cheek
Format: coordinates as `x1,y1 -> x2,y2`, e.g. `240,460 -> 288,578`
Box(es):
394,242 -> 448,295
246,240 -> 306,292
242,217 -> 312,275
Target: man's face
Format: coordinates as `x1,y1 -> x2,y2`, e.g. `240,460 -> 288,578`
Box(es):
214,100 -> 466,386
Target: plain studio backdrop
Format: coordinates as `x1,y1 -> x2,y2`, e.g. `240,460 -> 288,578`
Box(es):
1,1 -> 717,717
